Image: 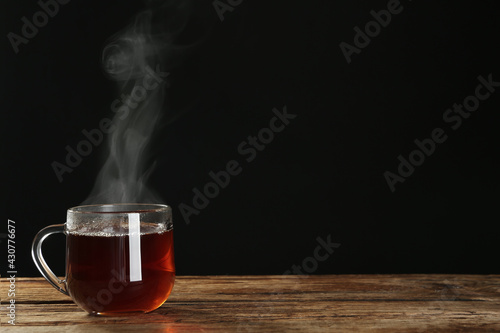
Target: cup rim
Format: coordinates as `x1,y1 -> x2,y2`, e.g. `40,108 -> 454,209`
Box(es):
68,203 -> 171,214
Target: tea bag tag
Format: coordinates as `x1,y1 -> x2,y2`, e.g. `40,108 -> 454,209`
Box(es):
128,213 -> 142,282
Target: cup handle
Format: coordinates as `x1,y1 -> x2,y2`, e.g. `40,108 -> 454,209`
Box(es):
31,224 -> 69,296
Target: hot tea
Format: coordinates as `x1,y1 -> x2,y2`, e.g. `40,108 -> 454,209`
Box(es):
66,225 -> 174,315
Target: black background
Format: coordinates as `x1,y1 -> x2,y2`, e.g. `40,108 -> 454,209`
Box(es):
2,0 -> 500,277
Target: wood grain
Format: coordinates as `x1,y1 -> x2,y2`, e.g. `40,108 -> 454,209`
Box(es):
1,275 -> 499,332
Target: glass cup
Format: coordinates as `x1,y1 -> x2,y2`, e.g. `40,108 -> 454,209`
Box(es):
31,203 -> 175,315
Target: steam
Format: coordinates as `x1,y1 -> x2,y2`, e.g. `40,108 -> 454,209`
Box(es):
83,0 -> 191,204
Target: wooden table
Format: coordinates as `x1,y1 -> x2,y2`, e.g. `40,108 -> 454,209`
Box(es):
2,275 -> 500,332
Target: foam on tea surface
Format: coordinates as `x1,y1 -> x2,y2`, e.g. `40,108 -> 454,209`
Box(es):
68,221 -> 169,237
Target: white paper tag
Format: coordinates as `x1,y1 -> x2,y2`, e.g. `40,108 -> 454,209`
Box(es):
128,213 -> 142,282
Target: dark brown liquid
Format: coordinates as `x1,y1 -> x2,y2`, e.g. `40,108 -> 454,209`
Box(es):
66,228 -> 175,315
